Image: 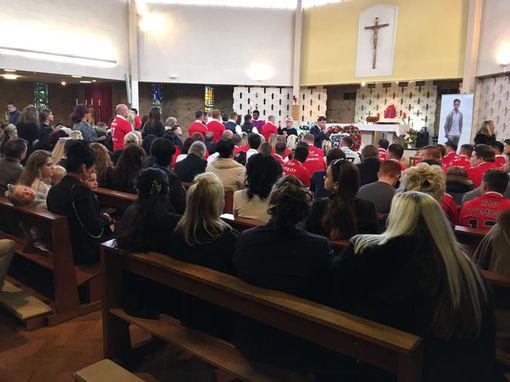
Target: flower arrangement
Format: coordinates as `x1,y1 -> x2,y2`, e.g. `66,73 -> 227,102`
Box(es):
326,125 -> 362,151
403,129 -> 418,148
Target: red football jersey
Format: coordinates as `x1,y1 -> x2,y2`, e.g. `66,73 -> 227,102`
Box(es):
441,151 -> 459,169
448,155 -> 471,170
188,121 -> 208,137
111,115 -> 133,152
495,155 -> 506,169
260,122 -> 278,142
466,162 -> 498,187
440,193 -> 459,225
460,192 -> 510,231
207,120 -> 225,143
234,144 -> 249,155
134,115 -> 142,129
273,154 -> 285,166
378,148 -> 388,161
283,159 -> 311,187
303,150 -> 326,176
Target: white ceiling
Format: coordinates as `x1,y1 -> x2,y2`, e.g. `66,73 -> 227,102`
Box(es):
145,0 -> 343,9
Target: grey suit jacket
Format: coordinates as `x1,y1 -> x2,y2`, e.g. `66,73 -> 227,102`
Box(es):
444,110 -> 463,137
0,157 -> 23,194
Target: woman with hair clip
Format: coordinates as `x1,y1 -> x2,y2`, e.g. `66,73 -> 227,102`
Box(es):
168,172 -> 238,339
305,158 -> 378,240
17,150 -> 54,199
234,175 -> 332,374
330,191 -> 494,382
106,144 -> 146,194
47,140 -> 112,264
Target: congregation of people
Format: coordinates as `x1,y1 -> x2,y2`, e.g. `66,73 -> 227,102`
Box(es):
2,100 -> 510,381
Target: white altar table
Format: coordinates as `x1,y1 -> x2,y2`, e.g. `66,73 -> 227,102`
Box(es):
326,123 -> 407,145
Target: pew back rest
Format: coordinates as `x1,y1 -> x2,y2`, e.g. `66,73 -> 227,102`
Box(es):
95,188 -> 137,211
101,241 -> 423,379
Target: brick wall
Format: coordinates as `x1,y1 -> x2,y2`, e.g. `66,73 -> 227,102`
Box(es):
326,85 -> 358,123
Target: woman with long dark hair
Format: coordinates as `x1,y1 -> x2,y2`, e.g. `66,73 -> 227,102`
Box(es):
233,153 -> 282,222
16,105 -> 39,155
305,158 -> 378,240
116,168 -> 180,251
142,107 -> 164,137
106,144 -> 146,194
70,104 -> 97,143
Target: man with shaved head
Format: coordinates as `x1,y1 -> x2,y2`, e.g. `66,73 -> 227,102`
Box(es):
111,104 -> 133,152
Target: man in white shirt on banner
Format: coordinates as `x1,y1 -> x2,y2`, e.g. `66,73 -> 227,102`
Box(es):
444,98 -> 463,145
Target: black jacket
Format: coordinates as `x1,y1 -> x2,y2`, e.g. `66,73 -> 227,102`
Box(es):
166,228 -> 238,339
17,122 -> 39,154
34,124 -> 54,151
142,121 -> 164,138
174,154 -> 207,183
331,236 -> 495,382
357,158 -> 380,186
47,175 -> 110,264
305,196 -> 379,240
152,164 -> 186,215
310,124 -> 327,148
233,224 -> 332,372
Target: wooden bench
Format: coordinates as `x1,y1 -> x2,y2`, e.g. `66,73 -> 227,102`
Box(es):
454,225 -> 487,254
101,240 -> 423,382
220,213 -> 350,250
95,187 -> 136,211
0,196 -> 101,327
224,190 -> 234,214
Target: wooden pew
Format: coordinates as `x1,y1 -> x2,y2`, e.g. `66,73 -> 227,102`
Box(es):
224,190 -> 234,214
0,196 -> 101,326
95,187 -> 136,211
101,240 -> 423,382
454,225 -> 487,254
220,213 -> 350,251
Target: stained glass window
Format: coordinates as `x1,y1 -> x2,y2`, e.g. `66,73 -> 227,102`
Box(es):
34,82 -> 49,109
204,86 -> 214,111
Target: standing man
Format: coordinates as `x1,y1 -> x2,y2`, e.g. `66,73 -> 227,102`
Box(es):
130,108 -> 142,129
188,111 -> 208,137
6,103 -> 21,125
251,110 -> 265,132
207,109 -> 225,143
111,104 -> 133,152
260,115 -> 278,142
444,98 -> 463,145
280,117 -> 297,136
310,116 -> 328,148
224,112 -> 241,134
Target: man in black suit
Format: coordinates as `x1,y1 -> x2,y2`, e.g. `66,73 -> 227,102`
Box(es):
357,144 -> 381,186
310,116 -> 328,148
174,141 -> 208,183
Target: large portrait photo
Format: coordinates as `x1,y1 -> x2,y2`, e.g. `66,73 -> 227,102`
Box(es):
438,94 -> 474,149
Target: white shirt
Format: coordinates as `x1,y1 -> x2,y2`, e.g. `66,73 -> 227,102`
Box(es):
246,149 -> 258,160
176,154 -> 187,163
207,152 -> 220,165
341,146 -> 361,164
227,119 -> 242,135
450,110 -> 461,136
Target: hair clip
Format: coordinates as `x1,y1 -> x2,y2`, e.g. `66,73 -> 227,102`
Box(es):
150,179 -> 162,195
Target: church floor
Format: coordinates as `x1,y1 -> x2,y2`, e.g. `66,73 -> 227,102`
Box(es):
0,310 -> 235,382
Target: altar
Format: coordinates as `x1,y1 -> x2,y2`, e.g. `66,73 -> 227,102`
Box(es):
326,123 -> 407,145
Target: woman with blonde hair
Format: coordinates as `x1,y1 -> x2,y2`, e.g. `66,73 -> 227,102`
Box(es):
90,143 -> 113,187
268,133 -> 278,149
286,134 -> 298,152
124,131 -> 141,147
51,138 -> 69,166
17,150 -> 54,198
400,162 -> 459,224
332,191 -> 494,381
169,172 -> 237,339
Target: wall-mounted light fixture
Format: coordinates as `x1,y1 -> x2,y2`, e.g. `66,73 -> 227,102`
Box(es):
497,42 -> 510,71
246,63 -> 274,83
2,73 -> 19,80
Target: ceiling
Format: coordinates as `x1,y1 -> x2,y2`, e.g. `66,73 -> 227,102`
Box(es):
0,69 -> 122,85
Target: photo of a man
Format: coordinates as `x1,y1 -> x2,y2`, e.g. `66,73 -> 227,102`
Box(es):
444,98 -> 463,145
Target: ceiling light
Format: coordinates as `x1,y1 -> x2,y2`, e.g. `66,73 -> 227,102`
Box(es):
72,75 -> 82,78
246,63 -> 274,82
4,69 -> 16,72
92,80 -> 97,82
361,82 -> 366,87
2,74 -> 19,80
61,81 -> 67,86
80,80 -> 92,84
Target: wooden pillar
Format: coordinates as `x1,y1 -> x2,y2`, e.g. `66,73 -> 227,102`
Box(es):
292,0 -> 303,122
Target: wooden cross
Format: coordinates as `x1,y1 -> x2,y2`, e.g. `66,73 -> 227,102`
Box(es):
364,17 -> 389,69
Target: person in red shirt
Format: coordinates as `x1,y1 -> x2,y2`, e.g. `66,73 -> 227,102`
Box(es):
442,141 -> 459,169
283,145 -> 310,187
466,144 -> 498,187
130,108 -> 142,129
188,111 -> 208,137
111,104 -> 133,152
300,134 -> 325,176
273,141 -> 286,166
440,192 -> 459,225
260,115 -> 278,142
387,143 -> 407,171
377,138 -> 389,161
460,169 -> 510,231
448,144 -> 473,170
206,109 -> 225,143
491,141 -> 506,168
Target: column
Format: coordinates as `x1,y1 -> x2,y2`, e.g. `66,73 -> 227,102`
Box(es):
461,0 -> 483,94
292,0 -> 303,122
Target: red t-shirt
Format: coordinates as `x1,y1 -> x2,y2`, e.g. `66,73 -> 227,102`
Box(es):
303,145 -> 326,176
234,145 -> 249,155
260,122 -> 278,142
171,146 -> 181,169
440,193 -> 459,225
207,120 -> 225,143
448,155 -> 470,170
284,149 -> 292,158
495,155 -> 506,168
378,148 -> 388,161
111,115 -> 133,152
460,192 -> 510,231
283,159 -> 311,187
188,121 -> 208,137
273,154 -> 285,166
441,151 -> 459,169
466,162 -> 498,187
134,115 -> 142,129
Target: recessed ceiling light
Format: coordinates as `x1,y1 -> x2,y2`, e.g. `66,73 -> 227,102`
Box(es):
92,79 -> 96,82
72,75 -> 82,78
2,74 -> 19,80
4,69 -> 16,72
79,80 -> 92,83
61,81 -> 67,86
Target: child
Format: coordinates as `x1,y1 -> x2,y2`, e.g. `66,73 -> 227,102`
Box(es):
84,172 -> 98,191
51,165 -> 66,186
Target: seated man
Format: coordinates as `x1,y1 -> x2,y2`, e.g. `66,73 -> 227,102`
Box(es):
491,141 -> 506,168
377,138 -> 389,161
357,144 -> 380,186
0,139 -> 27,194
357,160 -> 401,215
282,145 -> 311,187
246,133 -> 262,161
387,143 -> 407,170
466,144 -> 498,187
301,134 -> 325,176
442,141 -> 459,169
419,145 -> 442,162
273,141 -> 287,165
174,141 -> 207,183
310,148 -> 344,201
449,144 -> 473,170
460,169 -> 510,231
339,136 -> 361,164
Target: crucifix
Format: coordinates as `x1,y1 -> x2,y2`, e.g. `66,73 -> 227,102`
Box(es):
364,17 -> 389,69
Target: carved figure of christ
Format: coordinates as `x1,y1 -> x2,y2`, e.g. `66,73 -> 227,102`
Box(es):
364,17 -> 389,69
